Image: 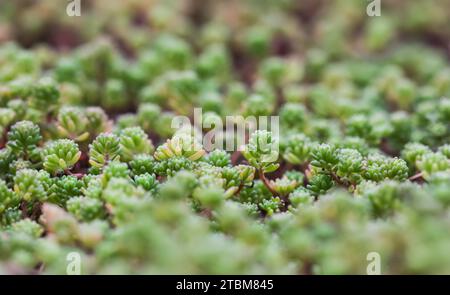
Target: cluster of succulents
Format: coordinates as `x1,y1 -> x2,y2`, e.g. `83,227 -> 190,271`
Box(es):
0,0 -> 450,274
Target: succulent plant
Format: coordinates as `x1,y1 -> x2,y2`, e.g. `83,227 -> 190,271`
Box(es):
42,139 -> 81,175
0,0 -> 450,276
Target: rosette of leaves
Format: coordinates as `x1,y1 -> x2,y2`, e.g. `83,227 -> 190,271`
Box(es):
193,184 -> 225,210
13,168 -> 50,203
0,149 -> 14,178
101,178 -> 147,224
242,93 -> 275,118
243,130 -> 280,195
31,77 -> 60,111
269,176 -> 300,198
279,103 -> 307,130
154,129 -> 205,162
242,25 -> 272,57
413,98 -> 450,147
192,168 -> 227,209
438,144 -> 450,159
235,165 -> 256,185
8,158 -> 33,177
204,149 -> 231,168
39,203 -> 80,244
85,107 -> 110,138
134,173 -> 159,194
82,177 -> 103,200
157,170 -> 197,201
234,182 -> 270,211
310,143 -> 339,172
101,162 -> 131,185
119,127 -> 154,162
285,170 -> 304,184
156,156 -> 193,177
103,79 -> 127,109
363,181 -> 419,218
335,148 -> 364,185
188,163 -> 222,192
89,133 -> 121,169
6,121 -> 42,159
47,175 -> 84,206
307,173 -> 334,195
259,57 -> 288,87
130,154 -> 157,176
416,152 -> 450,180
153,34 -> 193,70
165,71 -> 201,115
42,139 -> 81,175
0,208 -> 21,227
137,103 -> 161,132
281,133 -> 312,165
196,44 -> 230,81
334,136 -> 370,156
55,106 -> 90,142
0,108 -> 15,137
362,154 -> 409,182
0,179 -> 20,214
66,196 -> 106,222
10,218 -> 44,238
346,114 -> 392,146
401,142 -> 431,169
219,166 -> 241,196
289,188 -> 315,208
154,112 -> 178,138
427,172 -> 450,206
243,130 -> 279,174
259,197 -> 281,216
115,114 -> 138,131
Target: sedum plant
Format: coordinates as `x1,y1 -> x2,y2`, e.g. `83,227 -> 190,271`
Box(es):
88,133 -> 121,169
119,127 -> 154,162
0,179 -> 19,214
6,121 -> 42,160
1,0 -> 450,275
154,129 -> 205,161
42,139 -> 81,175
55,106 -> 90,142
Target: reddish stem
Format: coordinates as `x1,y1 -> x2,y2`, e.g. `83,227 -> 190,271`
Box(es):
258,168 -> 278,196
234,183 -> 245,196
66,170 -> 84,179
231,151 -> 241,165
409,172 -> 424,181
330,172 -> 350,187
20,201 -> 28,218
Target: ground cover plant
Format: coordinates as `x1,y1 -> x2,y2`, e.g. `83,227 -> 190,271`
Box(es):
0,0 -> 450,274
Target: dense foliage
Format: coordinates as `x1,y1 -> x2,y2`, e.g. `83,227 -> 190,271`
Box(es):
0,0 -> 450,274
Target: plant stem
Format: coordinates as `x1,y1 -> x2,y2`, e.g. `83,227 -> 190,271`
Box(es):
66,170 -> 84,178
231,151 -> 241,165
233,183 -> 244,196
409,172 -> 424,181
258,168 -> 278,196
330,172 -> 350,187
20,201 -> 28,218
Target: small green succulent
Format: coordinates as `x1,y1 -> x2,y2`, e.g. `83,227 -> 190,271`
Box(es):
89,133 -> 121,168
42,139 -> 81,175
7,121 -> 42,159
119,127 -> 154,162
